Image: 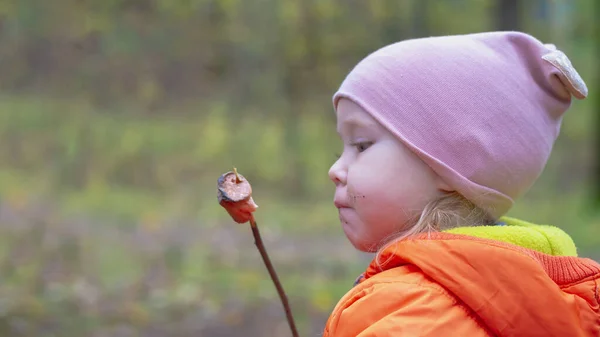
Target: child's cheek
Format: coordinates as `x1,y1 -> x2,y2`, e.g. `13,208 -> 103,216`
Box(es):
347,166 -> 379,208
347,181 -> 372,210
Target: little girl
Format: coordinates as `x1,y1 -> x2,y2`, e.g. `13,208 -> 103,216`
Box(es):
324,31 -> 600,336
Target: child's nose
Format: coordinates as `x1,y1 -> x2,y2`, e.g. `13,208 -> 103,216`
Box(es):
328,159 -> 347,185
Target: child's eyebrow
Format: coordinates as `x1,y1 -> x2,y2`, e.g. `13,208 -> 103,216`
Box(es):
337,117 -> 377,134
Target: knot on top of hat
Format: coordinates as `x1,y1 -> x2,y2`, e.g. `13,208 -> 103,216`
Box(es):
542,44 -> 588,100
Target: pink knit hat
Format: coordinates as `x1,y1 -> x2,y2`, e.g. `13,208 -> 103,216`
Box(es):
333,31 -> 588,219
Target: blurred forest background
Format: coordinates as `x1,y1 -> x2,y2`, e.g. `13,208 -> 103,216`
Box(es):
0,0 -> 598,336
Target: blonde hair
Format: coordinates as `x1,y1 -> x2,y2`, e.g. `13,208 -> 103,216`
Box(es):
374,191 -> 494,267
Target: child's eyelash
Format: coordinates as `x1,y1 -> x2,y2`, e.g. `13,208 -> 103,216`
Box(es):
334,141 -> 372,159
350,141 -> 373,152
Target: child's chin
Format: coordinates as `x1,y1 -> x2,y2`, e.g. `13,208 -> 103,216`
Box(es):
343,226 -> 378,253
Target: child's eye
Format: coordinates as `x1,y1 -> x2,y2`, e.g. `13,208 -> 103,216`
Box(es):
351,141 -> 373,153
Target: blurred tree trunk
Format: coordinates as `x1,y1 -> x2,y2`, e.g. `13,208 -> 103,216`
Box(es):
206,0 -> 231,93
495,0 -> 520,31
277,0 -> 318,198
412,0 -> 430,37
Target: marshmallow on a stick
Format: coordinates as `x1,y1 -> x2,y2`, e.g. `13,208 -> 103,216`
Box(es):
217,168 -> 259,223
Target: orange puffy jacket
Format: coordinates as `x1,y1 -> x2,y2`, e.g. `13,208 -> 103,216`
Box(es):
323,218 -> 600,336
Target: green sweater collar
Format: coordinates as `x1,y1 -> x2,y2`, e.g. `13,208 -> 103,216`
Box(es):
444,216 -> 578,256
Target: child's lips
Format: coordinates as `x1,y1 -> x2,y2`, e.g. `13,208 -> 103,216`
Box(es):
337,206 -> 354,223
334,199 -> 350,209
334,198 -> 352,224
338,209 -> 346,224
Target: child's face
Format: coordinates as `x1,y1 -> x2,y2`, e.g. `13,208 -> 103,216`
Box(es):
329,98 -> 449,252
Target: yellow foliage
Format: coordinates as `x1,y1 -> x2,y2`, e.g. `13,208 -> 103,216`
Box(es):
298,111 -> 338,193
315,0 -> 337,19
123,301 -> 150,325
223,310 -> 244,326
17,295 -> 46,319
236,270 -> 262,292
82,12 -> 111,35
368,0 -> 386,20
256,119 -> 287,183
137,75 -> 163,106
291,40 -> 308,62
310,286 -> 334,312
0,1 -> 16,15
155,0 -> 206,18
279,0 -> 300,24
198,104 -> 229,161
141,210 -> 162,232
7,189 -> 29,211
219,0 -> 239,16
174,282 -> 201,305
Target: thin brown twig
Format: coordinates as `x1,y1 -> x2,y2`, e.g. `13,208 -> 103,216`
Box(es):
233,167 -> 242,183
249,215 -> 299,337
